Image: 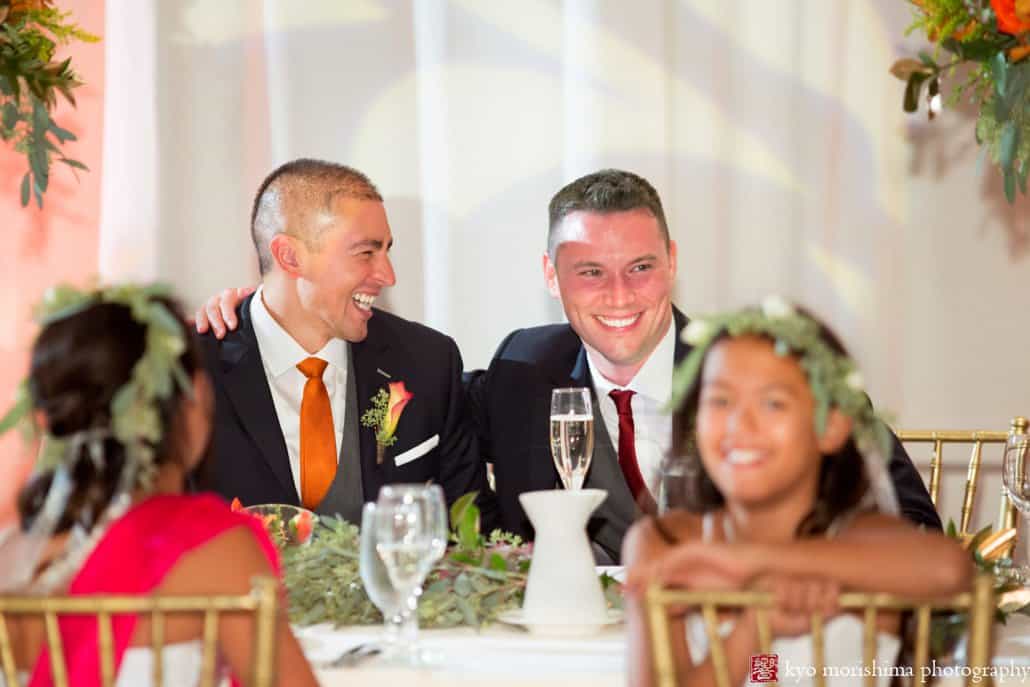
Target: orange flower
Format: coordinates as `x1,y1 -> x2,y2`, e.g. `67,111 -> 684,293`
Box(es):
230,497 -> 244,512
382,381 -> 413,440
992,0 -> 1030,35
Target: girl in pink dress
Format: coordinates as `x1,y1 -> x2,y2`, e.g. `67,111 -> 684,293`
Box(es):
0,285 -> 317,687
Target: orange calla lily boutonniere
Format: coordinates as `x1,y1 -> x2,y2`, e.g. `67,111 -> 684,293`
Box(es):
360,381 -> 414,464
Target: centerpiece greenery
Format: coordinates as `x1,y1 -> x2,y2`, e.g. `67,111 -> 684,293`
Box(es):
892,0 -> 1030,202
281,493 -> 623,629
0,0 -> 97,208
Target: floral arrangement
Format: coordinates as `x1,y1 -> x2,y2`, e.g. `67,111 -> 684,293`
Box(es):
360,381 -> 413,464
892,0 -> 1030,202
930,520 -> 1030,655
281,492 -> 623,629
0,0 -> 97,207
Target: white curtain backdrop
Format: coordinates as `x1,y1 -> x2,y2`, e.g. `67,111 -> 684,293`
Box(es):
99,0 -> 1030,524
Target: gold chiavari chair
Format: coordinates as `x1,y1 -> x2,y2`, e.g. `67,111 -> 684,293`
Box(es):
898,416 -> 1028,538
645,574 -> 996,687
0,575 -> 279,687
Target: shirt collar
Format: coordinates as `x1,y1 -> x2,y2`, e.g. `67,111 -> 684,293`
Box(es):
250,285 -> 348,377
586,316 -> 676,403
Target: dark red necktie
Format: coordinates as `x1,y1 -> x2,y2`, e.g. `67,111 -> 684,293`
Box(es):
609,389 -> 647,501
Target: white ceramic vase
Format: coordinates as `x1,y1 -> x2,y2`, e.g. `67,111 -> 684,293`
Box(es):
519,489 -> 609,627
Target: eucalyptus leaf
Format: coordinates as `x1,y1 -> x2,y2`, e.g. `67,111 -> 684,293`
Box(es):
992,52 -> 1008,97
20,171 -> 30,206
999,121 -> 1018,169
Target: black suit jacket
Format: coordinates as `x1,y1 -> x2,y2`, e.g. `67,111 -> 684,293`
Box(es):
199,294 -> 495,523
466,306 -> 940,562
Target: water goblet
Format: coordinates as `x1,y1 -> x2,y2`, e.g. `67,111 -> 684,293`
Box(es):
358,502 -> 406,655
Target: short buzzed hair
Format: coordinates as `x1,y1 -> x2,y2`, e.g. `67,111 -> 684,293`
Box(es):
250,158 -> 383,275
546,169 -> 669,260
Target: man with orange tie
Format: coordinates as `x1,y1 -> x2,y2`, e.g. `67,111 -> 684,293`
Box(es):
198,159 -> 491,523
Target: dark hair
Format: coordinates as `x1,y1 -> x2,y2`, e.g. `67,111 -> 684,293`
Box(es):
250,158 -> 383,275
546,168 -> 670,259
673,308 -> 870,537
16,296 -> 205,535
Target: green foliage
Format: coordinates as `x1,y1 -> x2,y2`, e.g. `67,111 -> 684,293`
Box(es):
0,4 -> 97,207
359,388 -> 398,447
283,493 -> 623,629
894,1 -> 1030,201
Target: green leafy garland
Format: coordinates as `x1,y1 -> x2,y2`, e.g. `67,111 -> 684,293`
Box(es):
0,0 -> 98,208
892,0 -> 1030,202
282,493 -> 624,629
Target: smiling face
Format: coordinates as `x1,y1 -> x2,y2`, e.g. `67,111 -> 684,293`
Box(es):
695,336 -> 840,512
544,209 -> 677,386
294,197 -> 396,342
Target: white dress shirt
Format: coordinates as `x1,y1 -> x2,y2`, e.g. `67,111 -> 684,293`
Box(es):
250,287 -> 348,498
586,318 -> 675,498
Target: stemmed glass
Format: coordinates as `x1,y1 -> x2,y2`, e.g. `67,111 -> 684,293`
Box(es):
373,484 -> 448,663
550,388 -> 595,490
358,502 -> 405,654
1001,433 -> 1030,580
656,453 -> 690,515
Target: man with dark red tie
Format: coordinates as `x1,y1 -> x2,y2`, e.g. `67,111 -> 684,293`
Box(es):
464,169 -> 940,563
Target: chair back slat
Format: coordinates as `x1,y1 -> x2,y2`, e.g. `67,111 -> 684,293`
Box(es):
98,610 -> 115,687
912,606 -> 932,681
701,603 -> 731,687
646,576 -> 996,687
0,613 -> 19,687
0,576 -> 278,686
250,576 -> 279,687
44,610 -> 69,687
755,608 -> 772,654
862,607 -> 876,687
810,612 -> 826,687
151,610 -> 165,687
200,608 -> 219,687
961,441 -> 985,533
929,439 -> 944,505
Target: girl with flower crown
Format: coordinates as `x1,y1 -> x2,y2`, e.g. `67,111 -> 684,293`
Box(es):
0,285 -> 317,686
623,300 -> 971,687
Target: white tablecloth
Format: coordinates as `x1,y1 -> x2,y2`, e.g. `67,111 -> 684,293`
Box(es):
299,613 -> 1030,687
299,622 -> 625,687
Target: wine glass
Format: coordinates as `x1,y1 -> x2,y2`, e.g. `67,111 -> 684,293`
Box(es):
359,502 -> 405,654
656,452 -> 690,515
1001,433 -> 1030,579
374,485 -> 447,663
550,388 -> 595,490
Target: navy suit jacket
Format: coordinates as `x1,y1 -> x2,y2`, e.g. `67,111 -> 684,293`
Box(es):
466,306 -> 940,562
198,294 -> 496,524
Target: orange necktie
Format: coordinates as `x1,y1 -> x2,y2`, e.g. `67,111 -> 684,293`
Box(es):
297,357 -> 337,510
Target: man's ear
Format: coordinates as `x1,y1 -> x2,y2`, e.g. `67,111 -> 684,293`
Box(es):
270,234 -> 303,278
817,409 -> 854,454
542,252 -> 561,298
667,238 -> 678,278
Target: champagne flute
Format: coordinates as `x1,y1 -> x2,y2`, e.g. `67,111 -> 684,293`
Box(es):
374,485 -> 442,664
550,387 -> 595,490
656,452 -> 690,515
358,502 -> 405,654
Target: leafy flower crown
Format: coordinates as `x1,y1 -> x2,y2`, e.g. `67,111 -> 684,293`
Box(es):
0,282 -> 193,488
670,296 -> 893,458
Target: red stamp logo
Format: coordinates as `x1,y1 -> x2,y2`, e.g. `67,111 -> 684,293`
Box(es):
749,654 -> 778,683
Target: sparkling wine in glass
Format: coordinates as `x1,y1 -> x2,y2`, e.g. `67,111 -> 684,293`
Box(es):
550,387 -> 595,490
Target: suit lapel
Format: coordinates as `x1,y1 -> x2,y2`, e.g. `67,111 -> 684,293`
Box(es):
219,297 -> 297,502
350,312 -> 392,499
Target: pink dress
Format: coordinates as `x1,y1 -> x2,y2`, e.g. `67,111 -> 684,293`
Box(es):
28,493 -> 280,687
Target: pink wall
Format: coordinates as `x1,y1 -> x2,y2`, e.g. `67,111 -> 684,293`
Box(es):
0,0 -> 105,524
